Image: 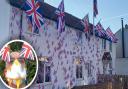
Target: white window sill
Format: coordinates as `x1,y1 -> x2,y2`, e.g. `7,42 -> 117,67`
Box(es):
44,82 -> 52,85
102,49 -> 106,52
36,82 -> 52,86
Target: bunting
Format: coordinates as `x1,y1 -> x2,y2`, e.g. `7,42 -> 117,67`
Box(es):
0,46 -> 10,62
20,43 -> 34,60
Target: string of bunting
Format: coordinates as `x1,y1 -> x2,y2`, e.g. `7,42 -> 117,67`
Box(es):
20,43 -> 34,60
0,42 -> 34,62
0,46 -> 10,62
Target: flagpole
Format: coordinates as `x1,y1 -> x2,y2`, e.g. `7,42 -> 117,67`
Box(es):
92,0 -> 95,36
93,0 -> 97,84
93,13 -> 95,37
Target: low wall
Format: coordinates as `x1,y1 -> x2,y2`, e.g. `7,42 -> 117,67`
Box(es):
72,74 -> 128,89
72,82 -> 113,89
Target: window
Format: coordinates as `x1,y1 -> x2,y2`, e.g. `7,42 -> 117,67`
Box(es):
102,39 -> 106,49
104,40 -> 106,49
86,62 -> 92,77
109,42 -> 112,52
103,61 -> 112,75
103,61 -> 107,74
45,66 -> 51,82
76,65 -> 83,79
108,62 -> 112,75
102,39 -> 104,49
36,62 -> 44,83
36,61 -> 51,83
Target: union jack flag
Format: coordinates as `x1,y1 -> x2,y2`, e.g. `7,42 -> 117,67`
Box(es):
20,43 -> 34,60
55,0 -> 65,33
95,22 -> 106,38
93,0 -> 98,17
0,46 -> 10,62
24,0 -> 44,34
106,27 -> 118,43
81,14 -> 90,40
81,14 -> 89,33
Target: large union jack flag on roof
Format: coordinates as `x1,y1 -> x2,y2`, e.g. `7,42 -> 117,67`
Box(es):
0,46 -> 10,62
20,43 -> 34,60
106,27 -> 118,43
55,0 -> 65,33
95,22 -> 106,38
24,0 -> 44,34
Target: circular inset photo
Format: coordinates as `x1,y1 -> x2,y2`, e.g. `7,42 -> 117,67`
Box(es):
0,40 -> 38,89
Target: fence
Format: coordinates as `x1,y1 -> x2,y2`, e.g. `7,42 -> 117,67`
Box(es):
98,74 -> 128,89
72,82 -> 113,89
72,74 -> 128,89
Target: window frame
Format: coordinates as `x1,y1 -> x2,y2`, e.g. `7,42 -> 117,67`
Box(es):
76,64 -> 83,79
109,42 -> 112,52
102,39 -> 106,49
36,61 -> 44,83
44,63 -> 51,82
103,60 -> 112,75
36,61 -> 51,84
86,62 -> 92,77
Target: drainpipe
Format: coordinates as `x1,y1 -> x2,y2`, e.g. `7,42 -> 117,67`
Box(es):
19,12 -> 23,40
121,18 -> 125,58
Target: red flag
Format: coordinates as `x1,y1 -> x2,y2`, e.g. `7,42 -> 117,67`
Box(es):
93,0 -> 98,17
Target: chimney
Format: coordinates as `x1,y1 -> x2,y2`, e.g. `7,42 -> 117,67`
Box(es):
125,24 -> 128,29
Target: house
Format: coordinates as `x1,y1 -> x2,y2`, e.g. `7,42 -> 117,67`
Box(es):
115,23 -> 128,75
0,0 -> 116,89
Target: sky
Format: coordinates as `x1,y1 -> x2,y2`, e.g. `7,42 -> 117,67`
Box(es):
45,0 -> 128,33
